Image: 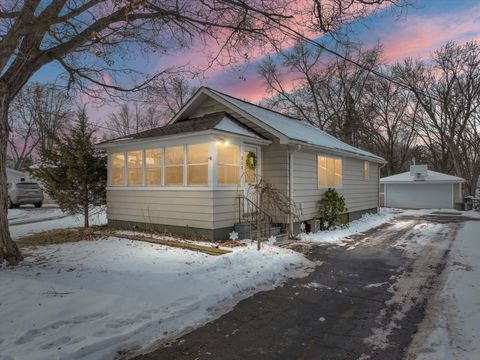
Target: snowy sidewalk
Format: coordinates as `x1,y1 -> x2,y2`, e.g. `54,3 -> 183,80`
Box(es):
405,221 -> 480,360
0,237 -> 313,360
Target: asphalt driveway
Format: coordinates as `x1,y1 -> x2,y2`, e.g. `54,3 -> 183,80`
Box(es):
133,215 -> 465,360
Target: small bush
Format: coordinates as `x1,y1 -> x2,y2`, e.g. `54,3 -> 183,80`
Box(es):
317,188 -> 348,230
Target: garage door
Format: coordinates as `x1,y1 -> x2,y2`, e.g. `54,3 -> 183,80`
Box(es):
385,183 -> 453,209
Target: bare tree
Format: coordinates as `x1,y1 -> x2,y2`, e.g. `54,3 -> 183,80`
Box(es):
362,66 -> 418,175
397,41 -> 480,195
8,83 -> 72,170
0,0 -> 406,265
258,41 -> 382,147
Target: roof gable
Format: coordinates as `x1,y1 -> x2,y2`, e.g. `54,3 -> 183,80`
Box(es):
172,87 -> 384,162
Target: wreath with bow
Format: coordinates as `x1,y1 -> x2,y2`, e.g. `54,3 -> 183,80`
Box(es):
246,151 -> 257,171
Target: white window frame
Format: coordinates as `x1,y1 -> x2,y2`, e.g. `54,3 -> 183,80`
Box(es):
126,150 -> 143,186
363,161 -> 369,181
317,154 -> 343,189
164,145 -> 186,187
144,148 -> 163,186
216,142 -> 242,187
109,151 -> 127,187
187,143 -> 210,186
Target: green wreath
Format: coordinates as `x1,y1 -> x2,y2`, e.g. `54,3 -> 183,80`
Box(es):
246,151 -> 257,171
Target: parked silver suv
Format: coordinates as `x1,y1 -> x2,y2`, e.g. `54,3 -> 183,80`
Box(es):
8,182 -> 44,208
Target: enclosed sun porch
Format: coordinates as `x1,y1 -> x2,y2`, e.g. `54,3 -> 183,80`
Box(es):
102,113 -> 275,240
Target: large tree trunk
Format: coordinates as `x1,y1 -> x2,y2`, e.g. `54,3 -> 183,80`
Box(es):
0,82 -> 23,265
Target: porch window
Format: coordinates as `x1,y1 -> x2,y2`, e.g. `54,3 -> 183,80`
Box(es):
145,148 -> 163,185
165,146 -> 184,185
110,152 -> 125,186
363,161 -> 369,181
187,143 -> 209,185
217,144 -> 240,185
127,151 -> 143,186
318,155 -> 342,187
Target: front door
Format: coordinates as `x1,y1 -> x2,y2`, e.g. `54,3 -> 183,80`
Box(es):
243,145 -> 259,210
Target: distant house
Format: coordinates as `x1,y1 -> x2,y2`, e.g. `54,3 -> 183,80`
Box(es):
97,87 -> 385,240
380,165 -> 464,209
6,168 -> 28,185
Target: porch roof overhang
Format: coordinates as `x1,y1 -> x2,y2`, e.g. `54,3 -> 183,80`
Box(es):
96,129 -> 271,150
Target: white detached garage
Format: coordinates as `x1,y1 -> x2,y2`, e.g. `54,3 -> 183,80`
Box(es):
381,165 -> 464,209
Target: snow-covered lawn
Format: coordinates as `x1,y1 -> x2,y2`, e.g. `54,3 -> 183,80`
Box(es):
9,207 -> 107,240
406,220 -> 480,359
0,237 -> 313,360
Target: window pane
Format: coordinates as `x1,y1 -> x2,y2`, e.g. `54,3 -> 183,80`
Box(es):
112,152 -> 125,168
165,146 -> 184,165
335,159 -> 342,186
146,148 -> 162,167
111,168 -> 125,186
128,151 -> 142,168
363,161 -> 369,180
165,166 -> 183,185
145,168 -> 162,185
244,151 -> 256,184
318,156 -> 327,187
326,157 -> 335,186
218,144 -> 240,164
188,165 -> 208,185
188,143 -> 209,164
218,165 -> 240,185
128,168 -> 142,186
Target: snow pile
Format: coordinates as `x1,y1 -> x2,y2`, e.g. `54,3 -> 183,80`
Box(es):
298,208 -> 399,244
9,207 -> 106,240
0,237 -> 312,360
8,206 -> 66,225
406,221 -> 480,359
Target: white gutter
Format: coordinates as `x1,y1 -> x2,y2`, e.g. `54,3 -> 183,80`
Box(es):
288,140 -> 386,164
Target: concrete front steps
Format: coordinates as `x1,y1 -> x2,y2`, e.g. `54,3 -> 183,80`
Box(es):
234,222 -> 288,242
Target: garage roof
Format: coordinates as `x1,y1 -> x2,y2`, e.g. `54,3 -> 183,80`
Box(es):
381,170 -> 465,184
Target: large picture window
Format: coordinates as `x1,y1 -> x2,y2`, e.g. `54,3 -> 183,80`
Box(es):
217,144 -> 241,185
145,148 -> 163,185
165,146 -> 184,185
187,143 -> 209,185
110,152 -> 125,186
127,151 -> 143,186
318,155 -> 342,187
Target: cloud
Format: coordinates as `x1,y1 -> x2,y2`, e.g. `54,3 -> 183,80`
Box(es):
379,4 -> 480,61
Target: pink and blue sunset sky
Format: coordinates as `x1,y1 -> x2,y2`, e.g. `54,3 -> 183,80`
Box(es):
31,0 -> 480,124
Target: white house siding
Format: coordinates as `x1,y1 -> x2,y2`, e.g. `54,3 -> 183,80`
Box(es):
107,189 -> 214,229
291,149 -> 379,221
212,190 -> 241,229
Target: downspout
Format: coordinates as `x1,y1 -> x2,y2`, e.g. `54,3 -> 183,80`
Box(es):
288,144 -> 302,236
378,162 -> 387,210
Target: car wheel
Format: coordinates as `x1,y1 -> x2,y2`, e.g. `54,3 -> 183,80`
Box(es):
34,202 -> 43,208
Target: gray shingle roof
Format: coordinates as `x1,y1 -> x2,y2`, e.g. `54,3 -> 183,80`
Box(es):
98,112 -> 263,145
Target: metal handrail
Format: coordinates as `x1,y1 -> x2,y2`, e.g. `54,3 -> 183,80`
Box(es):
237,195 -> 274,239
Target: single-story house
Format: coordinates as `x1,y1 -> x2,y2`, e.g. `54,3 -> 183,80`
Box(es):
380,165 -> 464,209
97,87 -> 385,240
6,167 -> 28,185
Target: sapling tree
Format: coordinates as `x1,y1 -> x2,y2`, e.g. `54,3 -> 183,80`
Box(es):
33,107 -> 106,228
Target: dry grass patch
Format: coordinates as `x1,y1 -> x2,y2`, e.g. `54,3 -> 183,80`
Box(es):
116,234 -> 231,256
17,226 -> 108,248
